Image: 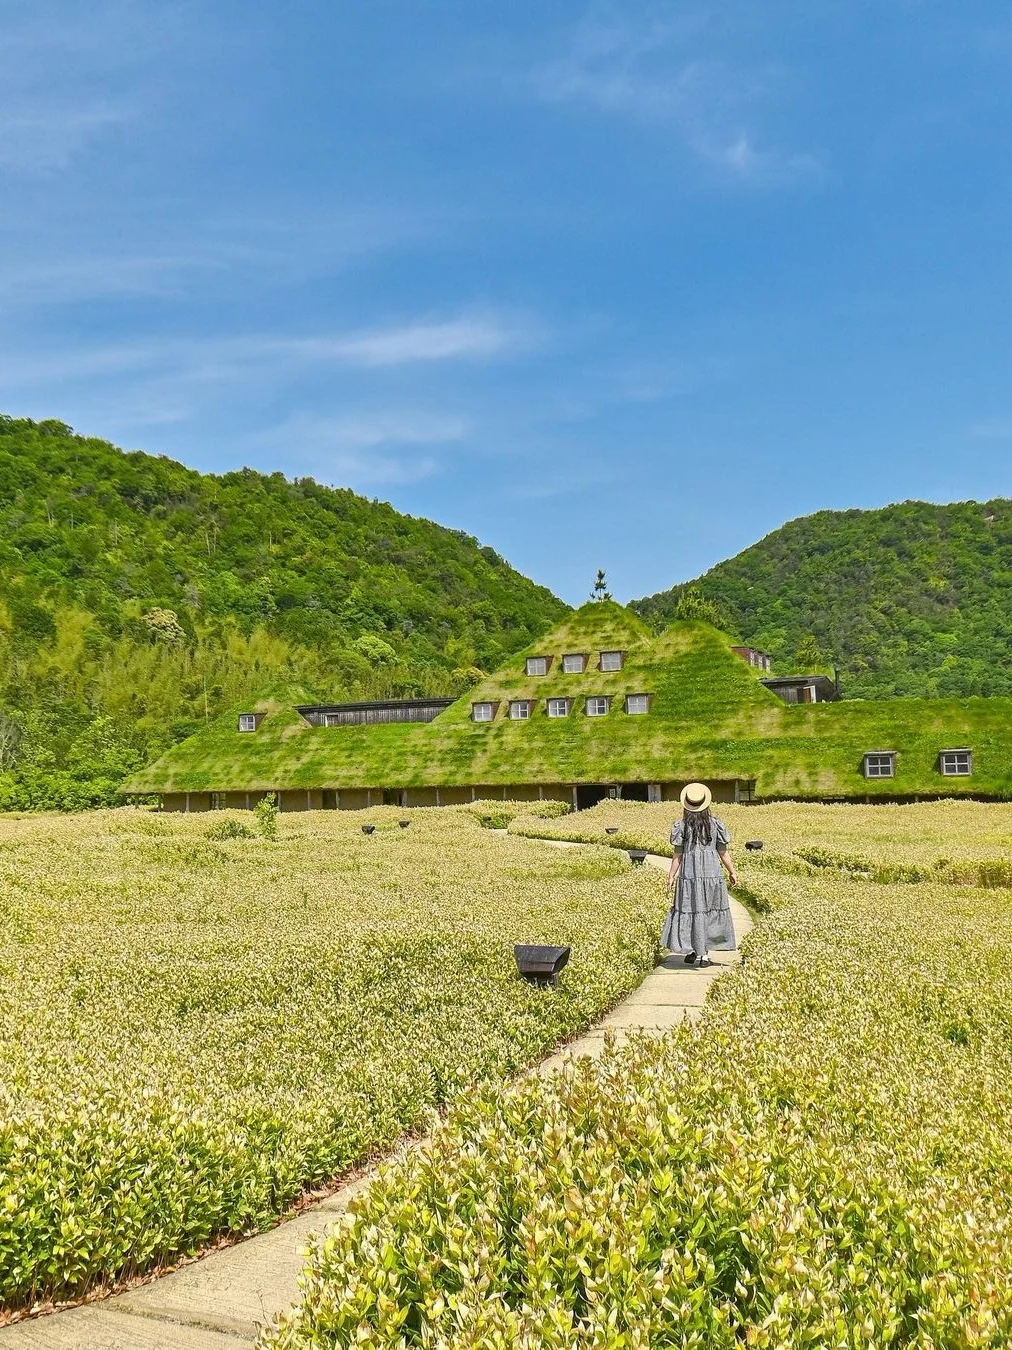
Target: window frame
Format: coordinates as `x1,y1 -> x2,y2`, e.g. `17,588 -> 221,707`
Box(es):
209,791 -> 227,811
624,693 -> 650,715
525,655 -> 549,676
585,695 -> 610,717
939,749 -> 972,777
238,713 -> 258,733
471,701 -> 496,723
862,752 -> 896,780
546,697 -> 571,719
599,649 -> 624,672
508,699 -> 531,720
561,652 -> 588,674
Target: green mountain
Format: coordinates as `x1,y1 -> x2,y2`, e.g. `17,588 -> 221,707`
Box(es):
0,415 -> 567,810
631,500 -> 1012,700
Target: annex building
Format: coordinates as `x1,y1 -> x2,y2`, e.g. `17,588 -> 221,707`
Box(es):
125,602 -> 1012,810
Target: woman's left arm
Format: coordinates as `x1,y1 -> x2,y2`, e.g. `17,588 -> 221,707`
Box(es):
718,848 -> 738,887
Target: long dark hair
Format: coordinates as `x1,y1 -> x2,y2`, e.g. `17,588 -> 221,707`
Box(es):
682,807 -> 713,847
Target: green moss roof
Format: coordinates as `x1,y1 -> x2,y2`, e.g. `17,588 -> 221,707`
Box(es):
125,601 -> 1012,800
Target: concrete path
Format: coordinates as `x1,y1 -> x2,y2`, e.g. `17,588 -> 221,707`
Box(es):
1,848 -> 750,1348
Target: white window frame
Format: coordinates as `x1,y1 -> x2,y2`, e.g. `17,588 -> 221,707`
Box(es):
586,696 -> 610,717
471,702 -> 495,723
562,653 -> 587,674
625,694 -> 650,714
526,656 -> 548,676
509,700 -> 531,720
546,698 -> 570,719
238,713 -> 257,732
324,713 -> 341,727
600,650 -> 624,672
939,750 -> 972,777
863,753 -> 895,779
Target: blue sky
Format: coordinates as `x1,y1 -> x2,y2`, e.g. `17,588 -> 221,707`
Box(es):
1,1 -> 1010,604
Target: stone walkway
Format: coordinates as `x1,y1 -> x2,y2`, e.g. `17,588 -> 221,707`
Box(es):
1,850 -> 750,1348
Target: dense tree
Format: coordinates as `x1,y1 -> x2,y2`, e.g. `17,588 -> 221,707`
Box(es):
632,500 -> 1012,698
0,416 -> 568,808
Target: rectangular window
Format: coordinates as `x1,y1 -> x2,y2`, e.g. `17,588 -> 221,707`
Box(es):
526,656 -> 548,676
210,792 -> 227,811
324,713 -> 341,727
509,700 -> 531,720
562,653 -> 587,674
600,650 -> 624,672
647,783 -> 662,803
940,750 -> 972,776
625,694 -> 650,714
238,713 -> 257,732
472,702 -> 495,722
586,696 -> 609,717
863,753 -> 895,779
547,698 -> 570,718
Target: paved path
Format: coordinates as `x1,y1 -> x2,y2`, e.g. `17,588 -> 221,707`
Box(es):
1,848 -> 750,1348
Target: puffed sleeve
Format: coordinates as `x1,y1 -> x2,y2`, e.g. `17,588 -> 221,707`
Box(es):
670,819 -> 684,851
714,818 -> 730,852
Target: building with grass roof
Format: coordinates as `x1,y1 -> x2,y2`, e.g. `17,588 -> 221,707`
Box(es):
124,601 -> 1012,810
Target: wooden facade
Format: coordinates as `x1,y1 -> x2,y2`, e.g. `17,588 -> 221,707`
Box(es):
296,698 -> 454,728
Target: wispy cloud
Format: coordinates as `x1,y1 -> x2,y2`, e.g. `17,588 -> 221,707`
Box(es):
0,312 -> 542,389
969,420 -> 1012,442
531,11 -> 821,184
260,411 -> 470,487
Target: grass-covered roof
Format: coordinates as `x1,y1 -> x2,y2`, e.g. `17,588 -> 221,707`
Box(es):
126,602 -> 1012,800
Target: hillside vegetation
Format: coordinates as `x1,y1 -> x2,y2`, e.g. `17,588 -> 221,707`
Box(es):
0,416 -> 566,810
632,499 -> 1012,699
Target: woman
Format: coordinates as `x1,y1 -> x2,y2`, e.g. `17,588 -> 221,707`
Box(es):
662,782 -> 738,968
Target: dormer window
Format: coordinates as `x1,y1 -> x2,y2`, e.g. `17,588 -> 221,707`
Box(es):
471,702 -> 496,723
562,653 -> 587,674
600,650 -> 624,672
939,749 -> 972,776
546,697 -> 571,718
526,656 -> 549,676
863,752 -> 895,779
624,694 -> 650,714
509,700 -> 532,720
586,696 -> 610,717
238,713 -> 258,732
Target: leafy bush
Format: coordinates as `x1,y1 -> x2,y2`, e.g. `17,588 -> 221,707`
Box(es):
205,815 -> 254,841
264,844 -> 1012,1347
0,805 -> 661,1312
253,791 -> 279,840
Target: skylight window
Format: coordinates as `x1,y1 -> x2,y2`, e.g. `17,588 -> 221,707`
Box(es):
624,694 -> 650,714
863,752 -> 895,779
939,749 -> 972,776
472,702 -> 495,722
546,698 -> 570,718
562,653 -> 587,674
586,696 -> 610,717
238,713 -> 257,732
509,700 -> 531,720
526,656 -> 548,676
600,650 -> 624,672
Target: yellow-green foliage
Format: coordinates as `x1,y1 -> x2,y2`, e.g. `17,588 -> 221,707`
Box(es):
511,797 -> 1012,885
0,806 -> 661,1313
264,803 -> 1012,1348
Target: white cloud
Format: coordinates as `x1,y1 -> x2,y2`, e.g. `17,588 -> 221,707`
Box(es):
260,411 -> 470,487
295,316 -> 539,366
531,11 -> 821,184
969,420 -> 1012,442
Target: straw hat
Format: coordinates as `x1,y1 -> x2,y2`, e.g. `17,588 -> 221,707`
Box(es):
679,782 -> 712,813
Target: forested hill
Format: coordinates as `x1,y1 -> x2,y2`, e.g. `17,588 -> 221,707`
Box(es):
0,415 -> 567,809
632,499 -> 1012,700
